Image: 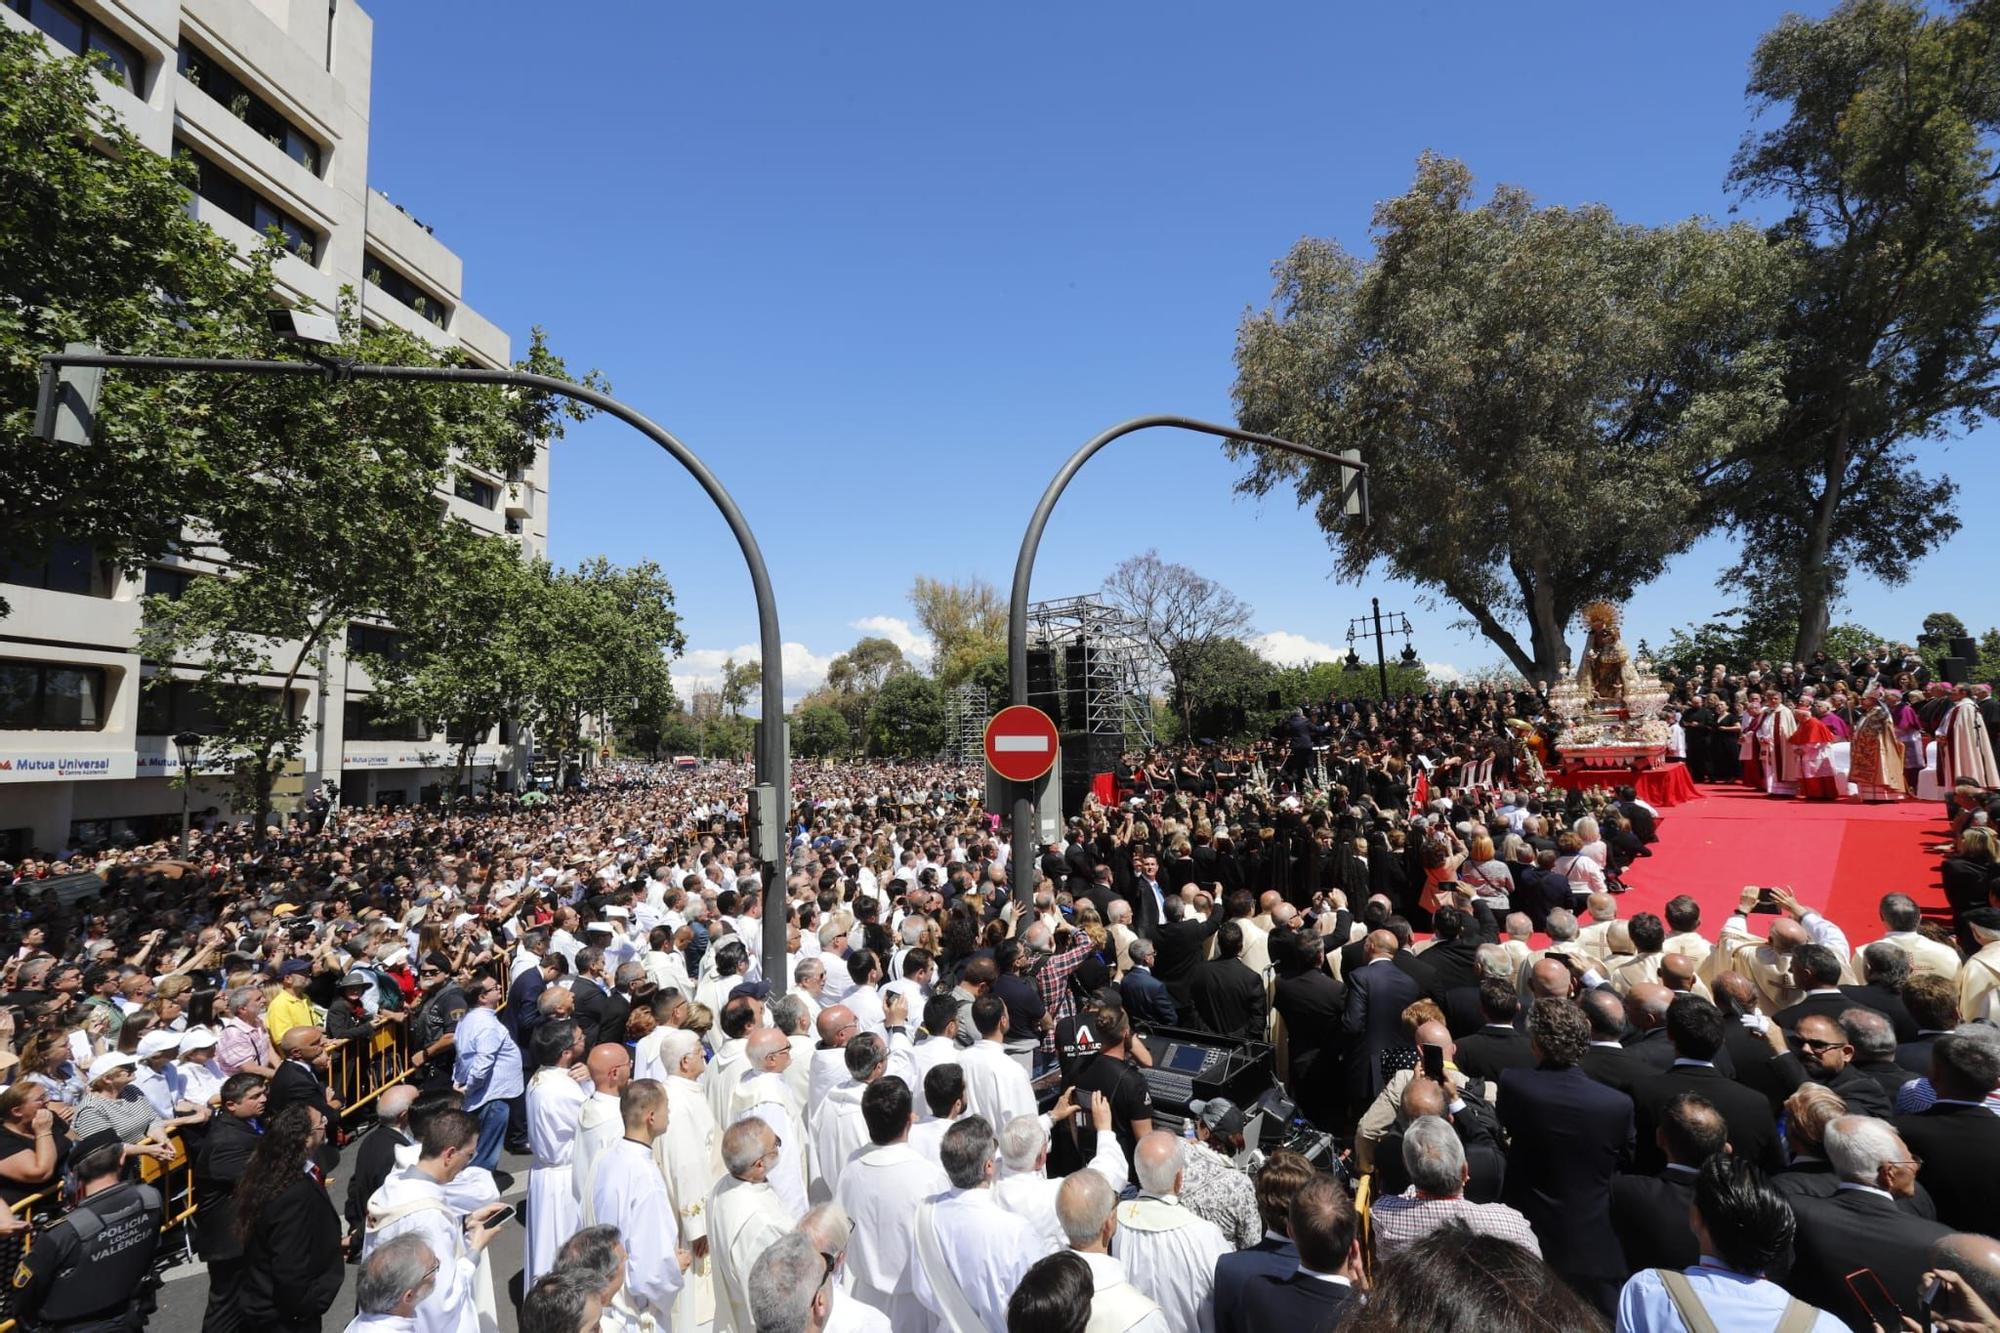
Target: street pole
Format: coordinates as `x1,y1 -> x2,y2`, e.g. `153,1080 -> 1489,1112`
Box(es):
1006,414 -> 1367,905
37,348 -> 794,991
1372,596 -> 1389,701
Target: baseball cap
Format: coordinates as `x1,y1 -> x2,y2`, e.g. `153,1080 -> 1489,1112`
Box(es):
137,1030 -> 181,1058
278,959 -> 313,979
1187,1097 -> 1247,1137
728,980 -> 772,1002
179,1026 -> 219,1054
86,1051 -> 138,1084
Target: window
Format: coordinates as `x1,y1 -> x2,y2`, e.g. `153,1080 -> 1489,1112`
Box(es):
346,622 -> 409,663
364,250 -> 449,326
444,718 -> 489,745
3,539 -> 105,596
453,472 -> 497,509
142,566 -> 193,600
0,661 -> 106,731
137,679 -> 296,735
176,40 -> 321,174
7,0 -> 143,90
176,141 -> 319,262
343,697 -> 427,742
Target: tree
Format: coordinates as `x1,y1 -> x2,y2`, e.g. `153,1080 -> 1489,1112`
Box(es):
1176,636 -> 1277,742
1230,152 -> 1791,683
826,636 -> 906,696
719,658 -> 761,716
1660,611 -> 1884,669
1921,612 -> 1970,646
1102,551 -> 1255,737
1713,0 -> 1999,659
908,576 -> 1006,687
791,702 -> 853,759
866,672 -> 945,757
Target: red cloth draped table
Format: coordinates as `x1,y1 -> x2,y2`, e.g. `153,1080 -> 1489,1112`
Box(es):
1547,762 -> 1699,807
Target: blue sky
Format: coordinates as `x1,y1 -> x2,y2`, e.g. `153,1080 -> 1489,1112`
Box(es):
363,2 -> 1992,703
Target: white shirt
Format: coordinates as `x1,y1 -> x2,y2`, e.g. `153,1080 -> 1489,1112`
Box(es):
957,1039 -> 1038,1132
836,1143 -> 949,1333
912,1188 -> 1052,1333
592,1139 -> 687,1321
729,1068 -> 807,1222
571,1091 -> 623,1213
993,1131 -> 1130,1249
810,1081 -> 871,1201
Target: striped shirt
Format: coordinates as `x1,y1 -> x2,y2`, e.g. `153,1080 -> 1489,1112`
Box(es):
1369,1189 -> 1542,1261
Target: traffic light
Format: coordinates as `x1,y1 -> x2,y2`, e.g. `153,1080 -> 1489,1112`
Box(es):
33,343 -> 104,446
745,782 -> 783,866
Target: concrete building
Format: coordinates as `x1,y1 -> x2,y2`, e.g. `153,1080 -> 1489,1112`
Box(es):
0,0 -> 547,854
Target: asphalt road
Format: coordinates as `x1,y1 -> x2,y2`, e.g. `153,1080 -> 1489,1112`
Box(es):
155,1144 -> 536,1332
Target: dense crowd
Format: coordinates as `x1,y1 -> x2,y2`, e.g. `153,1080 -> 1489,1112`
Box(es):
0,736 -> 1995,1333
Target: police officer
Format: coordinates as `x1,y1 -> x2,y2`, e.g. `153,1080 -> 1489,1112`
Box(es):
11,1130 -> 163,1332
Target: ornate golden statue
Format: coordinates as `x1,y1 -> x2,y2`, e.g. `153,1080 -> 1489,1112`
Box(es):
1577,601 -> 1640,705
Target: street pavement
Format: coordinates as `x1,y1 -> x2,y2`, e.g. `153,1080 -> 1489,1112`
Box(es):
155,1144 -> 535,1332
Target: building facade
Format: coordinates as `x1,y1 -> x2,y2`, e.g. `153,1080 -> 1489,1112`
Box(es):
1,0 -> 547,854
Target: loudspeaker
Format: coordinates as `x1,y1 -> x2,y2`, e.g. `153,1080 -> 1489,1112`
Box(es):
1027,647 -> 1062,727
1063,642 -> 1089,729
1950,637 -> 1979,662
1941,657 -> 1970,685
1059,732 -> 1124,818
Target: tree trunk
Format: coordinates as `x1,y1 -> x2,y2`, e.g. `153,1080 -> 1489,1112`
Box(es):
1791,413 -> 1850,663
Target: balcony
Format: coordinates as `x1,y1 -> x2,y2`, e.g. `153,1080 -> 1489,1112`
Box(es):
505,482 -> 534,519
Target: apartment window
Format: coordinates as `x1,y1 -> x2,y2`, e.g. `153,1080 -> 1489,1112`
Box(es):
453,472 -> 497,509
0,661 -> 107,731
345,622 -> 409,663
2,538 -> 105,596
444,718 -> 489,745
176,141 -> 320,262
343,696 -> 427,742
137,679 -> 293,735
142,566 -> 194,600
7,0 -> 143,90
177,40 -> 321,174
364,250 -> 449,326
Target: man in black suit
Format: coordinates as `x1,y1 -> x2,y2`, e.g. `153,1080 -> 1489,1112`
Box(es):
1771,1013 -> 1894,1116
1271,935 -> 1344,1126
504,933 -> 555,1046
1839,942 -> 1921,1042
1622,982 -> 1679,1074
1186,922 -> 1266,1041
1612,1091 -> 1723,1272
1578,987 -> 1651,1094
341,1081 -> 417,1248
598,960 -> 650,1049
1420,907 -> 1488,996
1384,917 -> 1443,1005
1499,998 -> 1635,1315
1631,995 -> 1783,1174
1129,851 -> 1170,940
1336,897 -> 1396,978
1773,944 -> 1864,1033
1712,971 -> 1782,1090
1374,1072 -> 1506,1204
1118,938 -> 1179,1026
193,1071 -> 269,1328
1153,890 -> 1221,1009
1212,1149 -> 1313,1317
1233,1174 -> 1362,1330
1894,1031 -> 2000,1234
1785,1115 -> 1952,1328
1342,930 -> 1425,1119
1613,786 -> 1659,844
568,943 -> 614,1048
1840,1007 -> 1916,1103
1453,979 -> 1536,1080
269,1025 -> 342,1172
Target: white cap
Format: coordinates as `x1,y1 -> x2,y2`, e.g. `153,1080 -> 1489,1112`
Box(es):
138,1030 -> 181,1058
603,905 -> 629,919
87,1052 -> 138,1084
178,1026 -> 219,1054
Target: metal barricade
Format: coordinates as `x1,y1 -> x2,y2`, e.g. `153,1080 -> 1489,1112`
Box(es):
328,1017 -> 417,1122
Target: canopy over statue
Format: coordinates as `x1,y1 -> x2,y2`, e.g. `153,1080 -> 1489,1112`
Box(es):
1577,600 -> 1640,705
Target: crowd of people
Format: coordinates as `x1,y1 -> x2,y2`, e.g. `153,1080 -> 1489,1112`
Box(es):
0,721 -> 1993,1331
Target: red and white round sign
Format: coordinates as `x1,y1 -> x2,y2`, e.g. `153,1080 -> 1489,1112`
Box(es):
984,705 -> 1060,783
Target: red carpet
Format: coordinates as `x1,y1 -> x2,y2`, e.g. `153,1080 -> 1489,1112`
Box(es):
1612,784 -> 1949,942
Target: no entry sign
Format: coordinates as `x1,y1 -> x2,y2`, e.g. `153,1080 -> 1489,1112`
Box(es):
984,705 -> 1060,783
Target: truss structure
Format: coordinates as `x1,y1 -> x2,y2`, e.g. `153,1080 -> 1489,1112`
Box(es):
1026,594 -> 1155,744
944,682 -> 990,763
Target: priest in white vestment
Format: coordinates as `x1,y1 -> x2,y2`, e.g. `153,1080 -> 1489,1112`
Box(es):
362,1109 -> 507,1333
805,1004 -> 861,1126
810,1034 -> 887,1202
658,1029 -> 722,1333
1109,1132 -> 1228,1333
798,1204 -> 892,1333
571,1042 -> 631,1219
834,1077 -> 948,1333
704,998 -> 761,1125
522,1021 -> 590,1286
590,1080 -> 689,1327
1056,1170 -> 1170,1333
1940,684 -> 2000,791
910,1116 -> 1054,1333
708,1117 -> 798,1333
992,1094 -> 1127,1249
956,996 -> 1040,1131
728,1028 -> 807,1220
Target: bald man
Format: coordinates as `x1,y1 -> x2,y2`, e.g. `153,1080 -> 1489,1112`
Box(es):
1356,1020 -> 1489,1173
1712,885 -> 1855,1013
1342,930 -> 1424,1116
1625,983 -> 1677,1073
572,1042 -> 632,1218
1112,1132 -> 1228,1333
806,1003 -> 861,1122
727,1028 -> 806,1220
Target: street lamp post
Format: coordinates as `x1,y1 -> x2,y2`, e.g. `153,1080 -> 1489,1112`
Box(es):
172,731 -> 202,857
1346,598 -> 1415,700
37,343 -> 794,991
1006,415 -> 1368,904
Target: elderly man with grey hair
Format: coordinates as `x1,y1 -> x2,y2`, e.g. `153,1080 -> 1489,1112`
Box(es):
748,1231 -> 833,1333
796,1204 -> 890,1333
710,1116 -> 796,1333
993,1093 -> 1128,1248
911,1116 -> 1050,1333
1369,1115 -> 1540,1261
810,1034 -> 887,1202
343,1233 -> 437,1333
1108,1131 -> 1227,1333
1786,1114 -> 1953,1326
1056,1169 -> 1166,1333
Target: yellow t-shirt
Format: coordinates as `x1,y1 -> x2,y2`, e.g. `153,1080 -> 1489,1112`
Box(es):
266,988 -> 317,1045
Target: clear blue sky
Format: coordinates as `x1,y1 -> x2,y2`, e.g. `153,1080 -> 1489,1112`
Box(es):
363,2 -> 1992,703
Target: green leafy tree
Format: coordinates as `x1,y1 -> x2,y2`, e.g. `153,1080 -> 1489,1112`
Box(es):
1714,0 -> 1998,659
866,672 -> 946,757
908,576 -> 1006,687
1921,612 -> 1970,646
1230,152 -> 1790,683
1177,637 -> 1277,741
792,702 -> 854,758
719,658 -> 762,717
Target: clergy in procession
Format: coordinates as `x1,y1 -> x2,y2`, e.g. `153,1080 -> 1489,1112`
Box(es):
1939,682 -> 2000,793
956,995 -> 1039,1131
522,1019 -> 589,1287
806,1004 -> 863,1124
1109,1132 -> 1230,1333
1850,692 -> 1909,802
656,1028 -> 722,1333
1788,703 -> 1843,800
590,1080 -> 689,1329
993,1092 -> 1126,1249
709,1117 -> 798,1333
728,1027 -> 807,1220
911,1116 -> 1053,1333
810,1033 -> 885,1202
361,1108 -> 508,1333
704,997 -> 762,1126
572,1042 -> 632,1222
1764,689 -> 1803,796
836,1078 -> 948,1333
1055,1170 -> 1169,1333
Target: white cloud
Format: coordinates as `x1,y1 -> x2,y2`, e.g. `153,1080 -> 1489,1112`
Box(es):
1425,661 -> 1464,682
850,615 -> 934,670
1249,631 -> 1346,666
671,640 -> 839,711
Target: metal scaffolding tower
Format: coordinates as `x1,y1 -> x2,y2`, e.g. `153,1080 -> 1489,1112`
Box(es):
944,682 -> 990,763
1025,594 -> 1155,744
